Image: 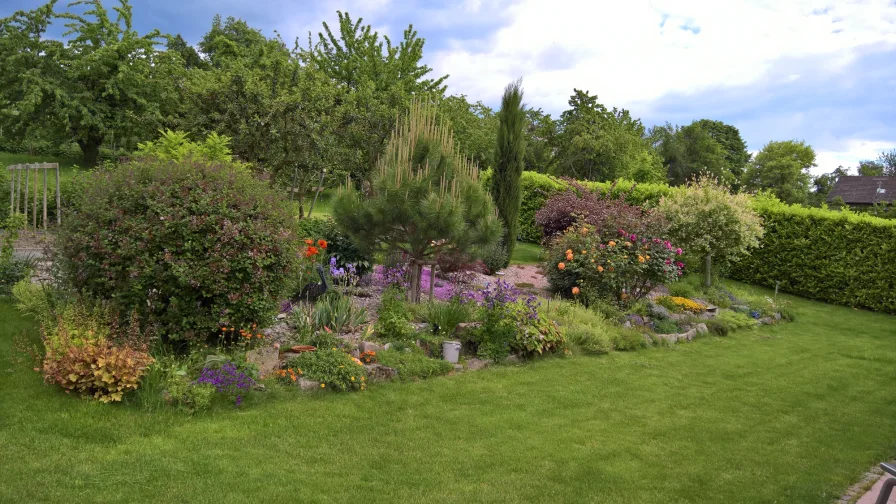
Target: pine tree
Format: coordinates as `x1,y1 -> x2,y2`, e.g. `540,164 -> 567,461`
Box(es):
333,98 -> 501,302
491,79 -> 527,266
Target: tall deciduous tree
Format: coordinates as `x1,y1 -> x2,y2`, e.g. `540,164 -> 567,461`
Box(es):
491,79 -> 527,266
809,165 -> 850,207
553,89 -> 664,183
693,119 -> 751,183
1,0 -> 184,166
333,99 -> 501,303
649,122 -> 730,186
743,140 -> 816,205
523,107 -> 557,173
438,94 -> 497,169
303,11 -> 448,182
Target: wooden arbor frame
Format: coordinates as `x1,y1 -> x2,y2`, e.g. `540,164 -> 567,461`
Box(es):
7,163 -> 61,233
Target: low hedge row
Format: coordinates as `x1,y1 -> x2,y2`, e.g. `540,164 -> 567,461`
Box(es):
482,170 -> 671,242
728,198 -> 896,314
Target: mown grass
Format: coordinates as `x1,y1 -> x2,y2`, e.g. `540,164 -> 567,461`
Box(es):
510,241 -> 543,265
0,152 -> 83,183
1,286 -> 895,503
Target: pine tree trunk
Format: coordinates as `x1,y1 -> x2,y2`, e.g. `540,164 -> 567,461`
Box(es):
704,254 -> 712,287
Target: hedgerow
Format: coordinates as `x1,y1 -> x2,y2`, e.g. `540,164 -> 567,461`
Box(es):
728,197 -> 896,313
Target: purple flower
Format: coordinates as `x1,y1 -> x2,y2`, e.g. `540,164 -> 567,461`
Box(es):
194,362 -> 255,406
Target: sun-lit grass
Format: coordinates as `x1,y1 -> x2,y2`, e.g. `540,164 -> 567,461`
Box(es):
1,284 -> 895,503
510,241 -> 543,265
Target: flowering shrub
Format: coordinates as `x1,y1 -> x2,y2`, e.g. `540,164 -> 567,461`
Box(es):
276,367 -> 303,384
288,348 -> 366,392
656,296 -> 706,314
545,224 -> 684,306
56,157 -> 297,343
295,216 -> 373,277
360,351 -> 378,364
473,280 -> 564,359
194,361 -> 256,406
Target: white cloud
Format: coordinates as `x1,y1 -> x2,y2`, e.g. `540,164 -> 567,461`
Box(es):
815,139 -> 896,175
432,0 -> 896,113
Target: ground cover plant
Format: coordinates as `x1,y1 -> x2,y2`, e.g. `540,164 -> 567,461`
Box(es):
1,286 -> 895,503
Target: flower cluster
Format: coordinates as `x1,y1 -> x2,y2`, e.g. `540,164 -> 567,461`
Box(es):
546,223 -> 685,306
481,280 -> 538,321
360,351 -> 377,364
375,263 -> 408,288
657,296 -> 706,314
276,367 -> 303,383
472,280 -> 564,358
194,362 -> 256,406
303,238 -> 328,258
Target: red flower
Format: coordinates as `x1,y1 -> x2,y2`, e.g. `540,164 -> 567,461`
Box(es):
317,239 -> 328,249
304,246 -> 320,257
304,239 -> 313,245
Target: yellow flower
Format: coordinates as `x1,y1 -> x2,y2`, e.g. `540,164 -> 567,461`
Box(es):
646,255 -> 650,260
351,376 -> 355,381
581,250 -> 586,254
320,383 -> 326,388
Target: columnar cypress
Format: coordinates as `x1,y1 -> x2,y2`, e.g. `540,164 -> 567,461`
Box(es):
491,79 -> 527,266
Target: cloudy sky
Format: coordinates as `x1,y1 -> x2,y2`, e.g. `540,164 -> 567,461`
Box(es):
8,0 -> 896,174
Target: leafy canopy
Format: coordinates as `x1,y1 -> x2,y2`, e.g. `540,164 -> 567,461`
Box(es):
743,140 -> 816,205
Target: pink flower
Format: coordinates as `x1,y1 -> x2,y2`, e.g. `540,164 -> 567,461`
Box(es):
665,259 -> 671,265
273,343 -> 281,350
664,241 -> 672,250
675,248 -> 683,255
618,229 -> 626,236
676,261 -> 685,269
629,234 -> 637,242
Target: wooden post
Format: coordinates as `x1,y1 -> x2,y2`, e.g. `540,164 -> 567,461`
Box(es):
55,164 -> 60,225
32,166 -> 37,234
8,167 -> 12,216
42,166 -> 48,230
24,165 -> 29,225
429,264 -> 435,302
14,166 -> 21,214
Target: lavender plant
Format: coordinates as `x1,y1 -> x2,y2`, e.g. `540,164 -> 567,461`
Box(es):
194,362 -> 256,407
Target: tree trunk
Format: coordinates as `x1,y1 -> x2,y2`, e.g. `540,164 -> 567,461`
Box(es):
704,254 -> 712,288
77,134 -> 103,168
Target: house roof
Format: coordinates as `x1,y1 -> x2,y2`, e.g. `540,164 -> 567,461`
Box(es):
827,176 -> 896,205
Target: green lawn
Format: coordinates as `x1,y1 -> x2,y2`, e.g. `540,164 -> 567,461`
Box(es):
510,241 -> 543,265
1,287 -> 895,503
0,152 -> 83,183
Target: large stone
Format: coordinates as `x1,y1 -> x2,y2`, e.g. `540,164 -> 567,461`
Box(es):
505,354 -> 523,364
261,322 -> 292,342
363,363 -> 397,382
464,358 -> 491,371
682,329 -> 697,341
695,323 -> 709,335
358,341 -> 384,354
454,322 -> 481,339
297,377 -> 322,391
647,301 -> 674,320
246,346 -> 279,378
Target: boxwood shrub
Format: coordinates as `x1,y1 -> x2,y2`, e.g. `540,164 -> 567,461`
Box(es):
729,197 -> 896,314
56,158 -> 298,342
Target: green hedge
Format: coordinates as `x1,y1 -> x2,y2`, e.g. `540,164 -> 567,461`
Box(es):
481,171 -> 672,242
729,198 -> 896,314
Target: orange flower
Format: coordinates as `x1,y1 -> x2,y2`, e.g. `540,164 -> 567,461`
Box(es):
638,255 -> 645,263
557,262 -> 566,270
572,287 -> 580,295
597,265 -> 604,272
304,239 -> 313,245
565,253 -> 573,261
608,241 -> 616,247
317,239 -> 328,249
304,246 -> 319,257
565,249 -> 573,255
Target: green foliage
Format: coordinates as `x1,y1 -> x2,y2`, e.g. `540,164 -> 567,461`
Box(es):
422,299 -> 472,337
479,241 -> 509,275
288,348 -> 366,392
542,299 -> 613,354
0,216 -> 33,292
333,98 -> 501,302
55,157 -> 298,342
376,348 -> 453,381
302,11 -> 448,181
652,319 -> 681,334
374,286 -> 414,342
693,119 -> 751,185
743,140 -> 816,205
0,0 -> 184,165
610,328 -> 647,351
658,177 -> 763,281
729,197 -> 896,313
666,281 -> 699,299
311,293 -> 368,334
552,89 -> 665,183
649,121 -> 734,186
707,310 -> 756,336
474,281 -> 565,359
135,130 -> 236,164
438,94 -> 496,169
491,79 -> 527,264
